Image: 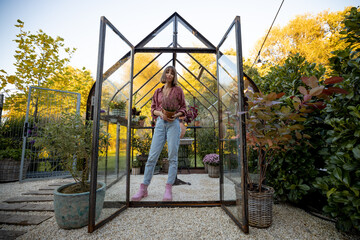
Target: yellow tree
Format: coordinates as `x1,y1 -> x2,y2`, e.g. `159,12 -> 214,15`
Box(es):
251,7 -> 350,69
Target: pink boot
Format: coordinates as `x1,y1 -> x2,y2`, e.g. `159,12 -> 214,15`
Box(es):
131,183 -> 148,201
163,183 -> 173,201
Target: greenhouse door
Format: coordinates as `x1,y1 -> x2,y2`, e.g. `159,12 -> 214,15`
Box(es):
216,16 -> 249,233
88,16 -> 135,233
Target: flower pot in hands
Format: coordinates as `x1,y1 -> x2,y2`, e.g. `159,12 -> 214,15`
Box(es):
162,109 -> 176,119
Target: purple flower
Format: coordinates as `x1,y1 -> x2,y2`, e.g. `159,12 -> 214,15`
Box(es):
203,153 -> 219,166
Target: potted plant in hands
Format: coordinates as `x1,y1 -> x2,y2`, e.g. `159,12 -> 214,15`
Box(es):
161,95 -> 179,118
33,112 -> 110,229
203,154 -> 220,178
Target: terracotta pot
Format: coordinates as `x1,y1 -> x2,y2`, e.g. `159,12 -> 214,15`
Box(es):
180,122 -> 186,138
194,120 -> 200,126
138,120 -> 145,127
162,109 -> 176,118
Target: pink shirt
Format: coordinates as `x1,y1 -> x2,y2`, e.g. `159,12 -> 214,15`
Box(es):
151,86 -> 187,119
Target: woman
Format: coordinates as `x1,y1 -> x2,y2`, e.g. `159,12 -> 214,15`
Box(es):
132,66 -> 186,201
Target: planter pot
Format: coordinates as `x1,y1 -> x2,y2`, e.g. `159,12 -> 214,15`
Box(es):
132,167 -> 141,175
0,158 -> 30,182
162,158 -> 169,173
138,120 -> 145,127
111,109 -> 126,118
204,163 -> 208,173
247,185 -> 274,228
162,109 -> 176,118
194,120 -> 200,127
136,155 -> 148,174
180,122 -> 186,138
207,164 -> 219,178
54,181 -> 106,229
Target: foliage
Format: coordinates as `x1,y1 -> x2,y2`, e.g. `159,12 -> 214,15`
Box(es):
183,104 -> 198,124
132,159 -> 142,168
109,100 -> 126,110
0,19 -> 75,93
197,127 -> 218,161
251,8 -> 350,68
314,7 -> 360,232
161,94 -> 179,112
244,91 -> 309,192
132,131 -> 152,155
252,53 -> 326,96
202,154 -> 219,166
0,20 -> 94,117
32,113 -> 110,192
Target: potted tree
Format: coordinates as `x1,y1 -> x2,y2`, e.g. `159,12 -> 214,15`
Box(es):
33,112 -> 110,229
242,75 -> 346,228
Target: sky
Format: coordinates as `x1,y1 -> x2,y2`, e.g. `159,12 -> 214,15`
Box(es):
0,0 -> 358,89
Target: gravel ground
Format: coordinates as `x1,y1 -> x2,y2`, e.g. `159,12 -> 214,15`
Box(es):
0,175 -> 358,240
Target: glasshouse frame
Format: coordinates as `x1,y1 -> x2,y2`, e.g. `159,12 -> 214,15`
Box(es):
86,12 -> 259,234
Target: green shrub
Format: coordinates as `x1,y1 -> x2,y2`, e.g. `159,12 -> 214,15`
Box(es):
314,7 -> 360,232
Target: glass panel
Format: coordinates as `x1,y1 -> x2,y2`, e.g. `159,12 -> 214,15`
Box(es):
177,20 -> 208,48
217,24 -> 245,225
143,19 -> 174,48
94,23 -> 131,224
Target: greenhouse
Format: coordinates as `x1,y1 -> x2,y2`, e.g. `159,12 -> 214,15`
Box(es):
0,5 -> 359,240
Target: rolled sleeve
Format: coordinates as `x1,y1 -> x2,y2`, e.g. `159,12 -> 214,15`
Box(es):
176,87 -> 187,117
151,89 -> 162,119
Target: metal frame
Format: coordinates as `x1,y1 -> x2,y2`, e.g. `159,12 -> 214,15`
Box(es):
216,16 -> 249,233
20,86 -> 81,182
88,13 -> 253,234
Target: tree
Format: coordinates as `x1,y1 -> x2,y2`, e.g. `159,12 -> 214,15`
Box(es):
0,20 -> 96,117
251,8 -> 350,69
0,19 -> 76,93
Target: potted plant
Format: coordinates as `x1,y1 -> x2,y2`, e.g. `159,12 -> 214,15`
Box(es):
132,131 -> 152,173
32,112 -> 110,229
161,95 -> 179,118
109,99 -> 127,117
241,75 -> 344,228
131,158 -> 141,175
202,153 -> 219,178
138,115 -> 147,127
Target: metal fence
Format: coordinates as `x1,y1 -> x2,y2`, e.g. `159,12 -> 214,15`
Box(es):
18,86 -> 81,181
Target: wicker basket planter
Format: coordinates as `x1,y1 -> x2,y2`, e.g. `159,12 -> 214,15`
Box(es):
0,158 -> 30,182
207,164 -> 219,178
248,185 -> 275,228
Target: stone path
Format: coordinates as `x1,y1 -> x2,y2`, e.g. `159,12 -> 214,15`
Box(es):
0,180 -> 71,239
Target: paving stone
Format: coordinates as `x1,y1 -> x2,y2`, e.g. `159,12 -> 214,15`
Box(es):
4,196 -> 53,203
22,190 -> 54,195
38,188 -> 56,191
0,230 -> 27,240
0,203 -> 54,212
0,213 -> 52,225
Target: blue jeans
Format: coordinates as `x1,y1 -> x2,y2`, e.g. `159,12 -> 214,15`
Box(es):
143,118 -> 180,185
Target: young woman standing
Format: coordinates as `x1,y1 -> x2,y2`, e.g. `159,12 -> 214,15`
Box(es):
132,66 -> 186,201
